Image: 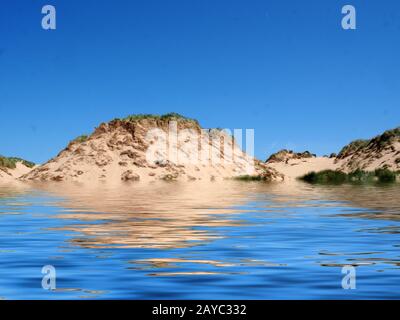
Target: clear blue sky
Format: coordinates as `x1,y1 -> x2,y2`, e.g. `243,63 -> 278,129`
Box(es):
1,0 -> 399,163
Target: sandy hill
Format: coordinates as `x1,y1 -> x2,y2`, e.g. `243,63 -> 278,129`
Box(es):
21,113 -> 283,183
266,149 -> 337,180
0,156 -> 35,182
265,126 -> 400,180
266,149 -> 316,164
336,127 -> 400,172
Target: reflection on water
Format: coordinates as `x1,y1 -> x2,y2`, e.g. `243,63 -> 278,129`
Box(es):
0,180 -> 399,299
44,182 -> 260,249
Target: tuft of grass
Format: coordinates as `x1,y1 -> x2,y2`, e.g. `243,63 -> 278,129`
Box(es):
120,112 -> 199,124
72,135 -> 89,143
300,168 -> 398,185
374,168 -> 397,183
0,155 -> 35,169
234,175 -> 269,181
376,127 -> 400,148
337,139 -> 369,158
347,169 -> 375,183
122,114 -> 159,121
337,127 -> 400,159
300,170 -> 348,184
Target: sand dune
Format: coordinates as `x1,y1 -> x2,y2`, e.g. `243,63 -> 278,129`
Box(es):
2,117 -> 399,184
20,114 -> 282,183
265,127 -> 400,179
267,156 -> 339,181
0,162 -> 35,183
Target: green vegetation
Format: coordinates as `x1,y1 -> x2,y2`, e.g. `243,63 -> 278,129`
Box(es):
374,168 -> 397,183
0,155 -> 35,169
300,169 -> 398,185
234,175 -> 270,181
266,149 -> 315,163
377,127 -> 400,147
337,139 -> 369,158
72,135 -> 89,143
337,127 -> 400,158
120,112 -> 199,124
300,170 -> 348,184
122,114 -> 160,121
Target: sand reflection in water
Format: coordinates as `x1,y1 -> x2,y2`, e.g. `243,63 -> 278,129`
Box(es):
24,180 -> 400,250
33,181 -> 266,249
0,180 -> 400,296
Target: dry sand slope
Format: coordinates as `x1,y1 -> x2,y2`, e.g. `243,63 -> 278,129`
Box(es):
267,156 -> 339,180
265,149 -> 339,180
20,115 -> 283,183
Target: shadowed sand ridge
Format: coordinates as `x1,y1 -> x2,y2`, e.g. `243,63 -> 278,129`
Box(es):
335,127 -> 400,172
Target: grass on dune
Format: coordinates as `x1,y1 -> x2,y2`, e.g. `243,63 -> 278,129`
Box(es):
72,135 -> 89,143
119,112 -> 199,124
0,155 -> 35,169
300,169 -> 398,185
234,175 -> 271,181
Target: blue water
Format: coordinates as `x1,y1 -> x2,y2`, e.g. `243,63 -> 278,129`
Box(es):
0,181 -> 399,299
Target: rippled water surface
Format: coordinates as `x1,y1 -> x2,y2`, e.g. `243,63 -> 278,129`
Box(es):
0,181 -> 399,299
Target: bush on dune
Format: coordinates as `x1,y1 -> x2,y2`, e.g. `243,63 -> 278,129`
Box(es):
300,170 -> 348,184
300,168 -> 398,185
234,175 -> 275,181
374,168 -> 397,183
